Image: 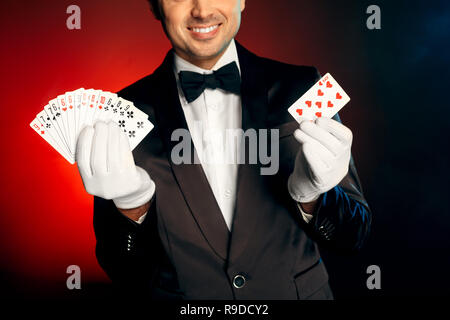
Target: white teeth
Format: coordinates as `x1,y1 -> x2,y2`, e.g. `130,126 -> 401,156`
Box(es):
192,25 -> 218,33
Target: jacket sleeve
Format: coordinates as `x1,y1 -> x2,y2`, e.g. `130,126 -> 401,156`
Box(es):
93,194 -> 160,292
296,112 -> 372,253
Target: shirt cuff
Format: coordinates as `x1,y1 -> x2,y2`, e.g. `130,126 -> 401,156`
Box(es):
296,202 -> 314,223
135,211 -> 148,224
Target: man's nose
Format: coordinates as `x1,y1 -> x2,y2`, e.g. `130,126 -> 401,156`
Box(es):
191,0 -> 213,20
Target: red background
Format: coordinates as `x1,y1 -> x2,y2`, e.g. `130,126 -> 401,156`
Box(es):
0,0 -> 379,297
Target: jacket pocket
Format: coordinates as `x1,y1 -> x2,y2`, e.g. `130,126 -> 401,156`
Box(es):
293,259 -> 332,300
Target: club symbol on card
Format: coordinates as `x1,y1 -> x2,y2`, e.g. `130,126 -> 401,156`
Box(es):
113,109 -> 117,113
318,89 -> 324,96
46,123 -> 51,128
336,92 -> 342,99
328,101 -> 334,108
315,112 -> 322,117
128,130 -> 135,138
326,81 -> 332,88
315,102 -> 322,108
296,109 -> 303,116
305,101 -> 312,107
127,111 -> 134,119
118,120 -> 125,127
137,121 -> 144,128
120,111 -> 124,116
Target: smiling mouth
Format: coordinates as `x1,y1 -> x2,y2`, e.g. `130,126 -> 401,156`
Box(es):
187,23 -> 222,34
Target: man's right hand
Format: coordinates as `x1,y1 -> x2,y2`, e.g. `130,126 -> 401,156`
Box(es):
76,121 -> 155,211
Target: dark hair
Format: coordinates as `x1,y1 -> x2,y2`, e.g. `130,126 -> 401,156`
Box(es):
147,0 -> 162,20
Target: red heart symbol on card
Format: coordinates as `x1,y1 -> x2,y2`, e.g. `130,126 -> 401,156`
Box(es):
305,101 -> 312,107
326,81 -> 332,88
319,81 -> 323,86
315,112 -> 322,117
315,101 -> 322,108
62,107 -> 67,111
328,101 -> 334,108
98,106 -> 102,109
90,104 -> 94,108
296,109 -> 303,116
336,92 -> 342,99
41,131 -> 45,134
317,89 -> 324,96
69,105 -> 73,109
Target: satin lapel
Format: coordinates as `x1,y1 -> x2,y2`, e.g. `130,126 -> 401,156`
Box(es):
228,43 -> 271,262
152,52 -> 230,261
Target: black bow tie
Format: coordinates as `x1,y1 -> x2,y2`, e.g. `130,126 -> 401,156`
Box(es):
178,61 -> 241,103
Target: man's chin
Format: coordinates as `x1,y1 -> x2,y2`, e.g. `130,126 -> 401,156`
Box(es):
189,39 -> 230,58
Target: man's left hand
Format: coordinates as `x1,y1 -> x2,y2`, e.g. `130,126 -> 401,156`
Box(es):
288,117 -> 353,204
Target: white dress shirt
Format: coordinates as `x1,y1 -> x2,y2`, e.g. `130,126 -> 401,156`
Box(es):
172,39 -> 241,230
133,39 -> 313,226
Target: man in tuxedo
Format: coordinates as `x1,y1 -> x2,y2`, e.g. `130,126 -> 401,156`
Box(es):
76,0 -> 371,300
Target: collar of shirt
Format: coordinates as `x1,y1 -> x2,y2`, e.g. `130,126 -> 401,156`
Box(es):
173,38 -> 241,83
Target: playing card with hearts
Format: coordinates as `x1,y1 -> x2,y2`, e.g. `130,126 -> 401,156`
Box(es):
30,88 -> 153,164
288,73 -> 350,122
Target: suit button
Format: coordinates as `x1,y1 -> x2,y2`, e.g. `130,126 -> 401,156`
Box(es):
233,274 -> 246,288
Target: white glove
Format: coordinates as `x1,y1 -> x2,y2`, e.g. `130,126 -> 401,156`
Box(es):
76,121 -> 155,209
288,117 -> 352,203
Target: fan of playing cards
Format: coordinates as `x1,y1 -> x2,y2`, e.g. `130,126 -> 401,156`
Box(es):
29,88 -> 154,164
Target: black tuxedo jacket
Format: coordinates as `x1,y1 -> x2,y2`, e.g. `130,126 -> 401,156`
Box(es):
93,42 -> 372,300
